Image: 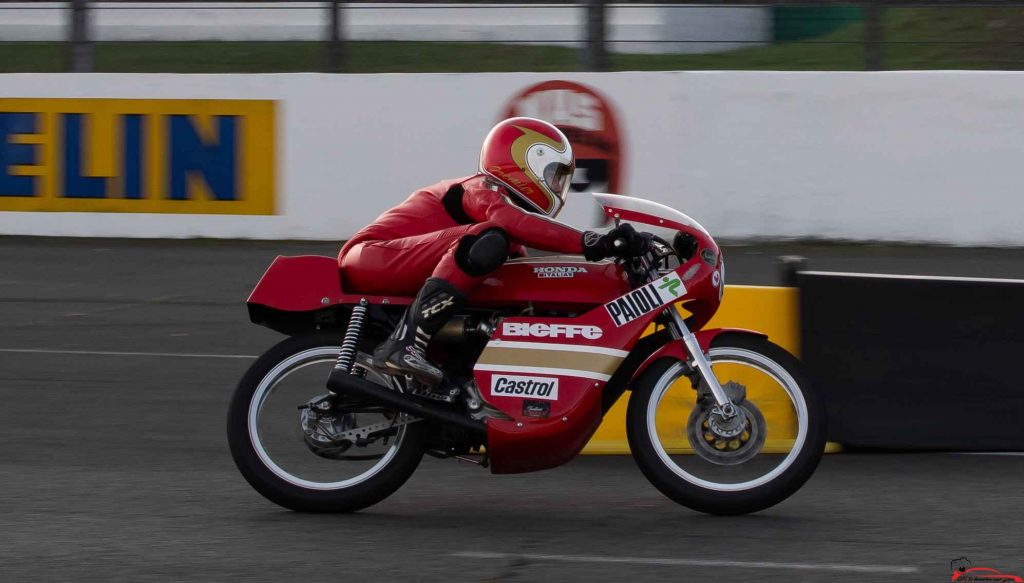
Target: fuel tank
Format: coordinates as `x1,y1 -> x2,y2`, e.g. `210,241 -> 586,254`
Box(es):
468,256 -> 629,310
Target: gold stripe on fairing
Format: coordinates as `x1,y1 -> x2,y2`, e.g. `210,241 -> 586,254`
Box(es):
477,346 -> 624,377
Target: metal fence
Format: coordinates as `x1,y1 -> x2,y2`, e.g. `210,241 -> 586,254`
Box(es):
5,1 -> 1024,73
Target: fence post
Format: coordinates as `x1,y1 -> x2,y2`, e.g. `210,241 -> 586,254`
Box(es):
864,2 -> 884,71
67,0 -> 94,72
582,0 -> 608,72
327,0 -> 347,72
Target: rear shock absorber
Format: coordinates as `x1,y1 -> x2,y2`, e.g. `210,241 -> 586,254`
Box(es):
334,298 -> 368,375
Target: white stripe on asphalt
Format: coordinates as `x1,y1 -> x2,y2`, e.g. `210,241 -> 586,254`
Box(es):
0,348 -> 257,359
452,551 -> 920,574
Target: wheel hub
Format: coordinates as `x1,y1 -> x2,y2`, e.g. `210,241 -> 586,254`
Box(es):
707,409 -> 747,438
300,394 -> 358,459
687,384 -> 767,465
299,393 -> 419,460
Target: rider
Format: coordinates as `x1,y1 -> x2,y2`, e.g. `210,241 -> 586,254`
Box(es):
339,117 -> 646,387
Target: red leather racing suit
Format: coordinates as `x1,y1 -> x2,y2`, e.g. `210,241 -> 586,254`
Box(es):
339,175 -> 584,296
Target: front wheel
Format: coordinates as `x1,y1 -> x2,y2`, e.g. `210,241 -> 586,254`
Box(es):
626,333 -> 826,515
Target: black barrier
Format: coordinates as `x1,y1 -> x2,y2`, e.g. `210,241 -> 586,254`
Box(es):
798,271 -> 1024,450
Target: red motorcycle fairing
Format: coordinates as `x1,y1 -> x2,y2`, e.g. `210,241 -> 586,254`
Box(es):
477,247 -> 723,473
478,310 -> 638,474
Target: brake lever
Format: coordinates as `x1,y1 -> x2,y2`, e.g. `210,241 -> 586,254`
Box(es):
649,236 -> 675,259
614,235 -> 662,286
622,257 -> 648,288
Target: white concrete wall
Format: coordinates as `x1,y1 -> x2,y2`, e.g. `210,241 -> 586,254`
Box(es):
2,71 -> 1024,246
0,3 -> 771,55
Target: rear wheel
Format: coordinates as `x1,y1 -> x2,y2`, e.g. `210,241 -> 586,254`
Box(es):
227,332 -> 428,512
627,333 -> 826,515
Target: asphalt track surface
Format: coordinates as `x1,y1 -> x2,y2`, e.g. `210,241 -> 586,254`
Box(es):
2,237 -> 1024,582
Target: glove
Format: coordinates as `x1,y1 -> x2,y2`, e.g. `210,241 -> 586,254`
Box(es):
582,223 -> 652,261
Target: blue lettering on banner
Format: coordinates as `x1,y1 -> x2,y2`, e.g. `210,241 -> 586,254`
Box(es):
123,114 -> 143,200
0,112 -> 37,197
63,113 -> 107,199
0,98 -> 274,215
169,114 -> 238,201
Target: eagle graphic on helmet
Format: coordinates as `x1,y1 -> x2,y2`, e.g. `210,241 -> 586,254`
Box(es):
479,117 -> 576,218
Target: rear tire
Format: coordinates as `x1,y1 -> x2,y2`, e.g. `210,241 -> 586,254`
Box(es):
227,332 -> 428,512
626,333 -> 826,515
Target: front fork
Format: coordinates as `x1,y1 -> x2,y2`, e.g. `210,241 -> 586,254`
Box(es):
632,247 -> 737,418
664,307 -> 738,418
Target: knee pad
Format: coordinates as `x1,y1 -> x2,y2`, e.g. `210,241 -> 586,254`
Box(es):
455,228 -> 509,276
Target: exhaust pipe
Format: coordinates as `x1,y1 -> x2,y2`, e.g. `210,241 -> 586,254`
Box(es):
326,369 -> 487,436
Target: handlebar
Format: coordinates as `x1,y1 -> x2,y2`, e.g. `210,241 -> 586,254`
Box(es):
613,231 -> 676,287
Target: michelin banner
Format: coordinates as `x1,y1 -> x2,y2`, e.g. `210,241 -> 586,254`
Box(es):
2,72 -> 1024,245
0,98 -> 275,215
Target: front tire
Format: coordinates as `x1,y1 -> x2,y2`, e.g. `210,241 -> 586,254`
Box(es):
227,332 -> 428,512
626,333 -> 826,515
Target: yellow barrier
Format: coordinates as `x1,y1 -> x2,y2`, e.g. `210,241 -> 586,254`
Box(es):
0,98 -> 275,214
583,285 -> 839,454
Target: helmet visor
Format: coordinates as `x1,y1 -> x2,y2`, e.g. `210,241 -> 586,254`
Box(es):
543,161 -> 574,203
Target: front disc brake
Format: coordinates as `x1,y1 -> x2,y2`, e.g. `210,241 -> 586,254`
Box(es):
686,389 -> 767,466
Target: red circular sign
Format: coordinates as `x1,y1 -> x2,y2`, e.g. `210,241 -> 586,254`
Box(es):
501,80 -> 624,195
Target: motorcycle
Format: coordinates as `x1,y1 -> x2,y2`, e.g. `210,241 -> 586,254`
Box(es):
227,193 -> 826,515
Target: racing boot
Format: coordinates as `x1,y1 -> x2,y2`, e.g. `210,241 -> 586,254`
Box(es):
372,278 -> 465,388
